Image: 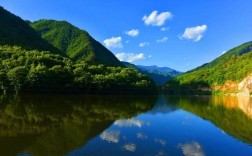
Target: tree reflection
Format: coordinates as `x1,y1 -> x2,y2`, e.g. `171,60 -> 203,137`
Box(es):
0,94 -> 156,156
166,96 -> 252,145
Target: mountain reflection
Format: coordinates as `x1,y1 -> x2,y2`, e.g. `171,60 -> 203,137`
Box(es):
212,96 -> 252,119
65,95 -> 252,156
0,94 -> 156,156
166,95 -> 252,145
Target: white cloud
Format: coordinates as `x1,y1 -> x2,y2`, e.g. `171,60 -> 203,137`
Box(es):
143,10 -> 173,26
125,29 -> 139,37
180,25 -> 207,42
157,37 -> 168,43
178,141 -> 205,156
115,53 -> 147,63
161,27 -> 169,31
100,130 -> 120,143
122,143 -> 136,152
103,36 -> 123,48
139,42 -> 150,47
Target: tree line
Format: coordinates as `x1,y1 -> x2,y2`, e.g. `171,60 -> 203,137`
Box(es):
0,45 -> 156,94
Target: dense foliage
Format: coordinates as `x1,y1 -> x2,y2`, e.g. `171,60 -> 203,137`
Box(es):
0,6 -> 157,94
0,46 -> 156,94
0,7 -> 60,53
31,20 -> 122,66
166,41 -> 252,93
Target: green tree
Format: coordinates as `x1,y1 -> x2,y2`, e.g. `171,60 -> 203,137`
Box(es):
7,66 -> 27,94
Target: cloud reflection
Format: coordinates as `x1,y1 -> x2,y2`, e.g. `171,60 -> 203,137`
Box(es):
178,141 -> 205,156
122,143 -> 136,152
100,130 -> 120,143
156,151 -> 167,156
154,138 -> 167,146
137,133 -> 148,140
114,119 -> 148,128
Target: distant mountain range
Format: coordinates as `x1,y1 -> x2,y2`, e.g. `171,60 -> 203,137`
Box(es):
122,62 -> 182,85
136,65 -> 182,77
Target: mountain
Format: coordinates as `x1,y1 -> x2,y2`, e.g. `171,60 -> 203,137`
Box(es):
31,20 -> 122,66
122,62 -> 182,85
0,7 -> 156,94
0,6 -> 122,67
136,65 -> 182,77
0,6 -> 60,53
166,41 -> 252,94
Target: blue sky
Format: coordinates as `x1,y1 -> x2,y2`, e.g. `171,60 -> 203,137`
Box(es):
1,0 -> 252,72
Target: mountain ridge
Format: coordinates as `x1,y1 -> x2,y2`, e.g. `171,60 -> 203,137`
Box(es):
31,19 -> 122,66
122,62 -> 182,85
0,6 -> 61,54
166,41 -> 252,94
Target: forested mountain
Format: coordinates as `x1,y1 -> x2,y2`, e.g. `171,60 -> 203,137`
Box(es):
31,20 -> 122,66
0,7 -> 156,94
0,6 -> 60,54
122,62 -> 182,85
166,41 -> 252,94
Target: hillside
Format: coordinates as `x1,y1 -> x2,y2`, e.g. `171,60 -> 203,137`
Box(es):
122,62 -> 182,85
0,45 -> 156,94
0,7 -> 156,94
166,41 -> 252,94
0,6 -> 60,53
31,20 -> 122,66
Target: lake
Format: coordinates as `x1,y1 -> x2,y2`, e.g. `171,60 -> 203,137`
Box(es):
0,94 -> 252,156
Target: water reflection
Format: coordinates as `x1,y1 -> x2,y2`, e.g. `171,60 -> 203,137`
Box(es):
70,95 -> 252,156
114,118 -> 149,127
122,143 -> 136,152
178,141 -> 205,156
0,94 -> 156,156
100,130 -> 120,143
1,95 -> 252,155
167,95 -> 252,145
212,96 -> 252,119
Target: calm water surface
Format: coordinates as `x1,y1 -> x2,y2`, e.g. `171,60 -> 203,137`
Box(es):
0,94 -> 252,156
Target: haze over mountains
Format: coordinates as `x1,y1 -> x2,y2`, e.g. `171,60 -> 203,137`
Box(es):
122,62 -> 182,85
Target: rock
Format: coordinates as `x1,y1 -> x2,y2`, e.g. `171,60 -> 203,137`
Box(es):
238,74 -> 252,96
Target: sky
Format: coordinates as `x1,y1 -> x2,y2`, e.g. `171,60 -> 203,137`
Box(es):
0,0 -> 252,72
